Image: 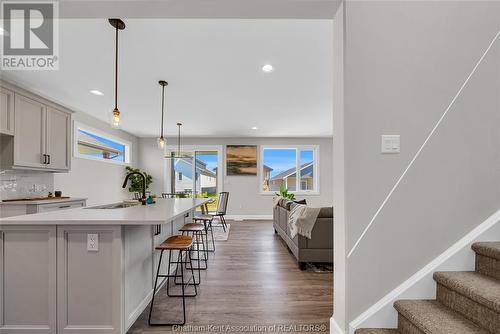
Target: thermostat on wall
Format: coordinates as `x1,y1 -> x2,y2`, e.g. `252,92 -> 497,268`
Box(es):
381,135 -> 400,154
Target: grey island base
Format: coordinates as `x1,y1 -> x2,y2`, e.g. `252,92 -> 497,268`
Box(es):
0,198 -> 210,334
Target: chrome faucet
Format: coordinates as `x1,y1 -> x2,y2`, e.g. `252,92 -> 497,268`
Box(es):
122,172 -> 147,205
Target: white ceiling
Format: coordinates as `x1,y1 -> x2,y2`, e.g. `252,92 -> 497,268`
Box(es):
59,0 -> 342,19
2,19 -> 333,138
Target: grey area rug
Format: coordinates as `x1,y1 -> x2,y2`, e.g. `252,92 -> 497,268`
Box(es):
211,223 -> 231,241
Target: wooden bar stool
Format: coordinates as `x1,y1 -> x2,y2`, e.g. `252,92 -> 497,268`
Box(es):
148,235 -> 197,326
179,223 -> 208,284
193,203 -> 215,252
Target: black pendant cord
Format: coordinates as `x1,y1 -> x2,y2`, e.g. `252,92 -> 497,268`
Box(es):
114,25 -> 119,110
177,123 -> 181,156
160,85 -> 165,138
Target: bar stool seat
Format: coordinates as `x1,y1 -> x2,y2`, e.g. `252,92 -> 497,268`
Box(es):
180,223 -> 205,231
156,235 -> 193,250
193,214 -> 213,221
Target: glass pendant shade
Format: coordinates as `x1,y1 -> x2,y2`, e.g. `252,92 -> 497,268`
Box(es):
111,108 -> 121,128
157,136 -> 166,149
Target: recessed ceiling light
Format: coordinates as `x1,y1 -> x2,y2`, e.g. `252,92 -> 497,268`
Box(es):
90,89 -> 104,96
251,126 -> 258,130
262,64 -> 274,73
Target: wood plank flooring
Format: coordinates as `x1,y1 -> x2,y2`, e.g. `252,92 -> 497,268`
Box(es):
128,220 -> 333,333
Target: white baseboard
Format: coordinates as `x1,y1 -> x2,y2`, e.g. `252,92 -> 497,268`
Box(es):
125,277 -> 167,332
331,317 -> 345,334
225,215 -> 273,221
349,208 -> 500,333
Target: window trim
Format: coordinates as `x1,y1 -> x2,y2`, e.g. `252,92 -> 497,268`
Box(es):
259,145 -> 320,196
73,121 -> 131,166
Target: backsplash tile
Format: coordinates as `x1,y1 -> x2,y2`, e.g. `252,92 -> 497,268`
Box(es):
0,170 -> 54,200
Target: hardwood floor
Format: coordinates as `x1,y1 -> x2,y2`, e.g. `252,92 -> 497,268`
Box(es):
128,220 -> 333,333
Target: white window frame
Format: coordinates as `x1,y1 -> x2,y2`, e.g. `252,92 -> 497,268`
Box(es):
165,145 -> 224,196
259,145 -> 320,195
73,121 -> 131,165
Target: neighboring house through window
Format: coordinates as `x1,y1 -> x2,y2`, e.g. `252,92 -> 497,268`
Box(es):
260,146 -> 319,194
74,122 -> 131,164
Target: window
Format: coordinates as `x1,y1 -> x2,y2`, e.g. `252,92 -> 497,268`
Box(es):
166,146 -> 222,212
74,123 -> 131,164
178,172 -> 183,181
260,146 -> 319,194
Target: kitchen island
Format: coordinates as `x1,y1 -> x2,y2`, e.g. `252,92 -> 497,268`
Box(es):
0,198 -> 209,334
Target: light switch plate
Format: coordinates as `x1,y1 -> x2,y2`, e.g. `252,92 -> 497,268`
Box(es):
381,135 -> 400,154
87,233 -> 99,252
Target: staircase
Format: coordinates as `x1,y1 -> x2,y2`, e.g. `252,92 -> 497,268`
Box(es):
355,242 -> 500,334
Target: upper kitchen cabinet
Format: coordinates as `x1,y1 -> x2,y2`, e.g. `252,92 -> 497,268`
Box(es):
0,87 -> 14,135
45,107 -> 71,170
14,93 -> 47,169
1,81 -> 72,172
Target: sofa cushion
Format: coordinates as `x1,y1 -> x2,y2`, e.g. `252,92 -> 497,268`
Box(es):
318,206 -> 333,218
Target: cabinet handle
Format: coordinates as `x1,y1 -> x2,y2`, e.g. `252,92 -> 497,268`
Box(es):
58,205 -> 71,209
153,224 -> 161,236
47,155 -> 51,164
41,154 -> 47,164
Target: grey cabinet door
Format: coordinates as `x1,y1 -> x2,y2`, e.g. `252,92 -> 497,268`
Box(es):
14,94 -> 46,168
0,225 -> 57,334
57,225 -> 123,334
46,107 -> 71,170
0,87 -> 14,135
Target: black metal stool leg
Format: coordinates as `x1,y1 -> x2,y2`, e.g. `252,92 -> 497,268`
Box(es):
148,250 -> 163,326
170,248 -> 198,295
175,241 -> 200,286
179,250 -> 186,325
221,215 -> 227,231
208,220 -> 216,252
200,232 -> 208,264
187,249 -> 198,297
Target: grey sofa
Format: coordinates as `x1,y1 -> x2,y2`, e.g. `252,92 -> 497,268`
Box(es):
273,199 -> 333,270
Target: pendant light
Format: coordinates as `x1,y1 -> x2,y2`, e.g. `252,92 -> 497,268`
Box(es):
109,18 -> 125,128
165,123 -> 192,159
157,80 -> 168,149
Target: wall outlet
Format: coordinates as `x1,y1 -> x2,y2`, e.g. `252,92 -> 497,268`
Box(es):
87,233 -> 99,252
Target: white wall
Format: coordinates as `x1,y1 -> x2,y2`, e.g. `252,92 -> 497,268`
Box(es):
54,111 -> 140,206
341,0 -> 500,327
138,137 -> 334,217
137,138 -> 166,197
332,1 -> 346,332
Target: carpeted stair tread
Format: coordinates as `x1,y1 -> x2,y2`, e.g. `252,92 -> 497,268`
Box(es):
434,271 -> 500,313
394,300 -> 490,334
355,329 -> 399,334
472,242 -> 500,260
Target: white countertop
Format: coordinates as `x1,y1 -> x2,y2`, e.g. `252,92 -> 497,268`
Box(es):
0,198 -> 209,225
0,197 -> 87,205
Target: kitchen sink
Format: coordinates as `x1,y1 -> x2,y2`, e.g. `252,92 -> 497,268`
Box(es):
85,202 -> 140,209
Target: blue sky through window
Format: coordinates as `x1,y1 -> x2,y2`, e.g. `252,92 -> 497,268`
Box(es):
300,150 -> 313,164
196,152 -> 218,171
264,149 -> 296,177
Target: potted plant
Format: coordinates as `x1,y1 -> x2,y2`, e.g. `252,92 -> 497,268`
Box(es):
275,182 -> 295,200
125,166 -> 153,199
